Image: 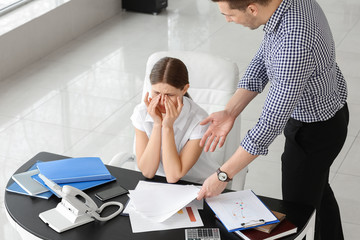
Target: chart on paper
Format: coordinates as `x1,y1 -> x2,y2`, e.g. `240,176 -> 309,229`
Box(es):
222,198 -> 257,222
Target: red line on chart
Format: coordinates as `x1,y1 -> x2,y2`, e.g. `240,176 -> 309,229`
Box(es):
186,207 -> 196,222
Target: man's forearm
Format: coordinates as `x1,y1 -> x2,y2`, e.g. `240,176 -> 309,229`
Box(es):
225,88 -> 258,118
221,146 -> 258,180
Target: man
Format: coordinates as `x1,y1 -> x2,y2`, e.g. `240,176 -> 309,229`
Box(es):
196,0 -> 348,239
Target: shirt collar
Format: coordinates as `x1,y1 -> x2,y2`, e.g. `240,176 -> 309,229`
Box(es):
263,0 -> 292,33
144,97 -> 191,130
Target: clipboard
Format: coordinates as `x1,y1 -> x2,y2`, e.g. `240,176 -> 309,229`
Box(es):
206,189 -> 279,232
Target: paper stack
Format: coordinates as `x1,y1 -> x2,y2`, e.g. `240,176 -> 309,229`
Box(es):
124,181 -> 204,233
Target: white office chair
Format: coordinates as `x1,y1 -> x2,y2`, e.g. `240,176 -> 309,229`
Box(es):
109,51 -> 247,190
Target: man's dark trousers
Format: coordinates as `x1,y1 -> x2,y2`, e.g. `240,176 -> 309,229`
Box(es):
282,103 -> 349,240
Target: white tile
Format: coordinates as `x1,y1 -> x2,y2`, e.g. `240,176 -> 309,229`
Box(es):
0,119 -> 89,160
347,103 -> 360,138
196,24 -> 263,64
325,11 -> 360,47
331,174 -> 360,224
338,20 -> 360,54
9,58 -> 90,91
345,76 -> 360,105
64,67 -> 143,101
0,155 -> 26,207
0,116 -> 19,133
0,208 -> 22,240
331,135 -> 356,173
91,48 -> 147,77
93,101 -> 137,137
43,37 -> 123,68
244,159 -> 282,199
338,136 -> 360,176
24,91 -> 126,130
337,51 -> 360,79
0,78 -> 58,118
318,0 -> 360,17
343,222 -> 360,240
258,135 -> 286,164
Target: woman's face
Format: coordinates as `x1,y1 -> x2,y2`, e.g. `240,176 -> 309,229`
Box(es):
151,82 -> 188,113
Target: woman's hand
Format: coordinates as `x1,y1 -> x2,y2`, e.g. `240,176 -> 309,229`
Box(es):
144,92 -> 162,124
162,96 -> 183,128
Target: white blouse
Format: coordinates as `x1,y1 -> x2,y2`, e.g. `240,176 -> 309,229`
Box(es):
131,97 -> 219,184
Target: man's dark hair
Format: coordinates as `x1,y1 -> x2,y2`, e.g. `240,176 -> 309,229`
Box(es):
211,0 -> 272,10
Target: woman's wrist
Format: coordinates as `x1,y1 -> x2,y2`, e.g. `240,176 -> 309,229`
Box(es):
153,123 -> 162,129
162,125 -> 174,132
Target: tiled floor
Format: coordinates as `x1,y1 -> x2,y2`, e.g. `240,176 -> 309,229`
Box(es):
1,0 -> 360,239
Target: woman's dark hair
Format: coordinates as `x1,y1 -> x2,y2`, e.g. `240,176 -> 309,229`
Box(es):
211,0 -> 271,10
150,57 -> 191,98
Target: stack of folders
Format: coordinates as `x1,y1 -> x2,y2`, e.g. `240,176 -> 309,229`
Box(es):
234,211 -> 298,240
6,157 -> 116,199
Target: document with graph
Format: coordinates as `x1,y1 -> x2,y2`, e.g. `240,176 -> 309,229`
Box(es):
206,189 -> 279,232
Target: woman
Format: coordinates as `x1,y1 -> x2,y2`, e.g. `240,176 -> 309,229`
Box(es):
131,57 -> 219,184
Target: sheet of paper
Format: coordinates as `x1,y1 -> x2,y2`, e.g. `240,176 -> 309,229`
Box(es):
128,181 -> 200,222
122,197 -> 204,216
128,205 -> 203,233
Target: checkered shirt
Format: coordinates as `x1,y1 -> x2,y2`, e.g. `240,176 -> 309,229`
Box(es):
239,0 -> 347,155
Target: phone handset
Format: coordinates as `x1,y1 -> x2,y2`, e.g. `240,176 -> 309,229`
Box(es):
62,185 -> 123,221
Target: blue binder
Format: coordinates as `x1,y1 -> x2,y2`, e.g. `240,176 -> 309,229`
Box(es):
36,157 -> 112,184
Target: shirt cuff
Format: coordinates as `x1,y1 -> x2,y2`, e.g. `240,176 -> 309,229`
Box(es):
240,134 -> 269,156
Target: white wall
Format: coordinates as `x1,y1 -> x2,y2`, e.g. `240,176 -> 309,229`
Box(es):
0,0 -> 122,81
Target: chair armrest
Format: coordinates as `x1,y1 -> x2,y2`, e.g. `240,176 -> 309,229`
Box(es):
109,152 -> 135,168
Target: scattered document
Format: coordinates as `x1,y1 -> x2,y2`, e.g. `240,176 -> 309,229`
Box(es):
126,181 -> 203,233
128,204 -> 203,233
128,181 -> 200,222
206,189 -> 279,232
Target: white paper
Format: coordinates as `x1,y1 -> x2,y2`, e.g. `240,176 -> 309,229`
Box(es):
128,205 -> 203,233
206,189 -> 278,231
128,181 -> 200,222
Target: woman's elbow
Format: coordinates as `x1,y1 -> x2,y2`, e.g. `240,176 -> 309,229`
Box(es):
166,176 -> 180,183
142,171 -> 156,179
165,172 -> 183,183
139,167 -> 156,179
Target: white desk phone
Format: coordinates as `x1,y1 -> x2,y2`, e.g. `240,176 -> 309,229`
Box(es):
38,174 -> 124,233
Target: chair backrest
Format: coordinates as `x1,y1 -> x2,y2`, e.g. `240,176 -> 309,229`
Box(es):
143,51 -> 247,190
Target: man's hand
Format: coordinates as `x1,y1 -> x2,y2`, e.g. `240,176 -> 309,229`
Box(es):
199,110 -> 236,152
197,172 -> 228,200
